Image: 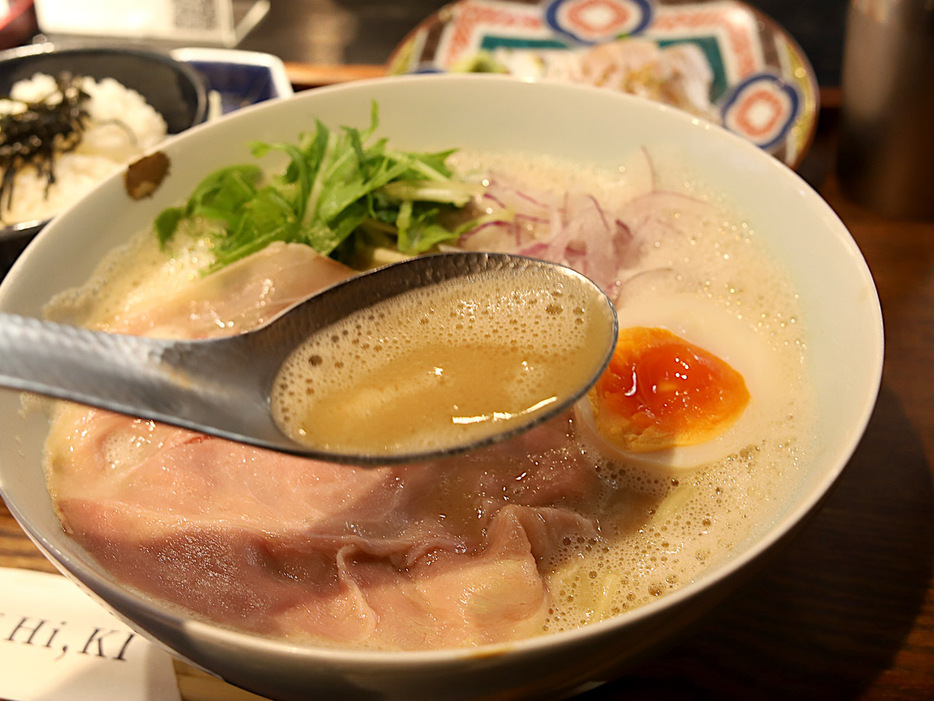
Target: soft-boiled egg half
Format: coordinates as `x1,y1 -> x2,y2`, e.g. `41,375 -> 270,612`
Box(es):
577,294 -> 780,471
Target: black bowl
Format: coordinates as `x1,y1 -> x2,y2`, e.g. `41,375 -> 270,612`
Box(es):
0,44 -> 209,274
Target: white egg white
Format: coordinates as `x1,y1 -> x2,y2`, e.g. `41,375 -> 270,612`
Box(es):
576,293 -> 781,472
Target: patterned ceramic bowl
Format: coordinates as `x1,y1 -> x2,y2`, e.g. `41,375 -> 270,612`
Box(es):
388,0 -> 819,169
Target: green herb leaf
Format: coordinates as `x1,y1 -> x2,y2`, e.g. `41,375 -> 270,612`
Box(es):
154,103 -> 483,271
154,206 -> 184,245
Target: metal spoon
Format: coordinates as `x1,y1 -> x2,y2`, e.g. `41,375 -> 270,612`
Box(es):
0,252 -> 617,465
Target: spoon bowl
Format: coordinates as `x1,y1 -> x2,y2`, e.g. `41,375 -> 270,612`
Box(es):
0,251 -> 617,464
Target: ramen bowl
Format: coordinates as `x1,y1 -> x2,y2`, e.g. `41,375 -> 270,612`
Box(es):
0,75 -> 883,700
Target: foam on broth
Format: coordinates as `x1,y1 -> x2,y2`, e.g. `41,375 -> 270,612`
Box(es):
452,151 -> 814,628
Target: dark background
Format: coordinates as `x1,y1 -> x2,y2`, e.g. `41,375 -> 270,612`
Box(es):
239,0 -> 850,87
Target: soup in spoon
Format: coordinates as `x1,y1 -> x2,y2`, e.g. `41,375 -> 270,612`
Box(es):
272,265 -> 616,455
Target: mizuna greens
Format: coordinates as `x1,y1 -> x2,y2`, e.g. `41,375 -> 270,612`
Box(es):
155,103 -> 483,271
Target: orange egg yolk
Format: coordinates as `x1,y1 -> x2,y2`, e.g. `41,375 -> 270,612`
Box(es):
588,327 -> 750,453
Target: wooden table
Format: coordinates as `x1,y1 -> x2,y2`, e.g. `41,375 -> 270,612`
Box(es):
1,82 -> 932,700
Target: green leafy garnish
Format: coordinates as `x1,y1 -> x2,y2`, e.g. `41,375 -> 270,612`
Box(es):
157,103 -> 482,271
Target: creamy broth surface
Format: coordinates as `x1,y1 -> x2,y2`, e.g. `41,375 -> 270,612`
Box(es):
42,148 -> 814,649
272,268 -> 614,455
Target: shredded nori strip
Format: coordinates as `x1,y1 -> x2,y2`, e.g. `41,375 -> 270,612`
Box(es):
0,72 -> 90,217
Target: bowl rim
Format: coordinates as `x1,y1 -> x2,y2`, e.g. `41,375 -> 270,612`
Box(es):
0,42 -> 210,125
0,73 -> 885,667
0,216 -> 43,244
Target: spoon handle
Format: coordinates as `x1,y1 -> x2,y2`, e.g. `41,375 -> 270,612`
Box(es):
0,312 -> 301,451
0,312 -> 251,428
0,312 -> 183,409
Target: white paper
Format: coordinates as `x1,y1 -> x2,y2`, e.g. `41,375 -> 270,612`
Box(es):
34,0 -> 234,43
0,567 -> 181,701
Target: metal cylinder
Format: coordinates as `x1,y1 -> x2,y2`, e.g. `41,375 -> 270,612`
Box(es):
836,0 -> 934,219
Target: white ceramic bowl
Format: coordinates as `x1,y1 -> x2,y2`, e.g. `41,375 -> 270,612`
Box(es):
0,75 -> 883,700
